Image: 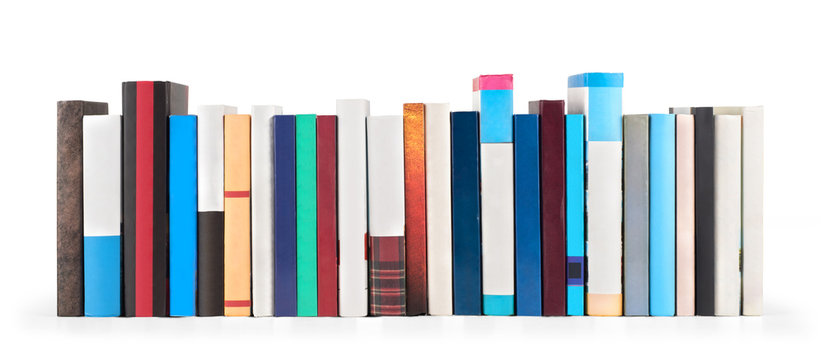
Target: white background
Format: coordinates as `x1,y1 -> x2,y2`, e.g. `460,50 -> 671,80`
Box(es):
1,0 -> 821,358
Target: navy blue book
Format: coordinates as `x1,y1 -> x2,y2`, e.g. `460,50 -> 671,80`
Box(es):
514,114 -> 541,316
451,111 -> 482,315
274,115 -> 297,317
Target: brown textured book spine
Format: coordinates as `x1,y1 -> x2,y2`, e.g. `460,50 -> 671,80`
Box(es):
56,100 -> 109,316
403,103 -> 427,315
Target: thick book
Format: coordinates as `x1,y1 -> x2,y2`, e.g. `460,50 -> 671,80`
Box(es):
649,114 -> 676,316
316,115 -> 338,317
122,81 -> 188,317
251,105 -> 283,317
425,103 -> 452,316
741,106 -> 764,316
623,114 -> 649,316
82,114 -> 121,317
675,114 -> 696,316
296,114 -> 318,317
403,103 -> 427,316
513,114 -> 541,316
451,111 -> 482,316
714,114 -> 742,316
197,105 -> 236,316
473,74 -> 514,143
568,73 -> 623,316
274,115 -> 297,316
480,143 -> 515,316
336,99 -> 370,317
565,114 -> 585,316
224,114 -> 252,316
169,115 -> 197,317
367,115 -> 406,316
528,99 -> 566,316
56,100 -> 108,317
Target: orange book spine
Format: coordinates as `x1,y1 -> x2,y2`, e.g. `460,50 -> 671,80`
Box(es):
224,114 -> 252,316
403,103 -> 427,315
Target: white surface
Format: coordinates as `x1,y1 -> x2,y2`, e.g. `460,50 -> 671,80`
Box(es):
714,115 -> 742,316
82,115 -> 120,237
425,103 -> 453,315
336,99 -> 370,317
366,115 -> 405,237
250,105 -> 282,317
742,106 -> 764,316
196,105 -> 237,212
480,143 -> 515,296
585,142 -> 624,295
2,0 -> 822,358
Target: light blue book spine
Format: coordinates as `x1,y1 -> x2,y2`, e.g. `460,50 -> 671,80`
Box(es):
565,114 -> 585,316
649,113 -> 676,316
169,114 -> 198,316
514,114 -> 541,316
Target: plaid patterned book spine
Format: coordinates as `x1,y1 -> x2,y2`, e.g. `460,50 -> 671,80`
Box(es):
316,115 -> 338,317
224,114 -> 252,316
274,114 -> 297,316
369,236 -> 406,316
403,103 -> 427,316
169,115 -> 198,317
296,114 -> 318,317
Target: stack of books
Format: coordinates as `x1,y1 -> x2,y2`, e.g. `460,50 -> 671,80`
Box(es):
55,73 -> 764,317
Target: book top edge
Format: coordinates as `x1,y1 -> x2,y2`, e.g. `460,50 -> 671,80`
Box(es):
568,73 -> 624,88
473,74 -> 513,91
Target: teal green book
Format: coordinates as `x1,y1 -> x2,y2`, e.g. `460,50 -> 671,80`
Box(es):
296,114 -> 318,316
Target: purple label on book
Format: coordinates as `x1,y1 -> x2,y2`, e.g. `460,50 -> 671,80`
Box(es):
567,256 -> 584,286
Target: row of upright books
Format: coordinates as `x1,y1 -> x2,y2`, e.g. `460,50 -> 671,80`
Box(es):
55,72 -> 764,318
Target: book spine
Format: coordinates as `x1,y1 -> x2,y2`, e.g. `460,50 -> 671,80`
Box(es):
528,99 -> 566,316
623,114 -> 649,316
742,106 -> 764,316
568,73 -> 624,316
251,105 -> 282,317
565,114 -> 585,316
296,114 -> 318,317
224,114 -> 252,316
514,114 -> 541,316
316,115 -> 338,317
714,114 -> 742,316
367,115 -> 406,316
425,103 -> 452,316
197,105 -> 236,316
649,114 -> 676,316
451,111 -> 482,316
82,114 -> 121,317
274,115 -> 297,316
403,103 -> 427,316
169,115 -> 197,317
676,114 -> 696,316
474,74 -> 514,316
335,99 -> 370,317
57,100 -> 108,317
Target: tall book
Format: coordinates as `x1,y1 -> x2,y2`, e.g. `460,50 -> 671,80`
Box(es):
675,114 -> 696,316
336,99 -> 370,317
528,99 -> 566,316
474,74 -> 514,316
224,114 -> 251,316
169,115 -> 197,317
56,100 -> 108,317
251,105 -> 283,317
425,103 -> 452,316
122,81 -> 188,317
714,114 -> 742,316
403,103 -> 427,316
197,105 -> 237,316
367,115 -> 406,316
741,106 -> 764,316
649,113 -> 676,316
568,73 -> 623,316
623,114 -> 649,316
316,115 -> 338,317
274,115 -> 297,317
82,114 -> 121,317
513,113 -> 541,316
451,111 -> 482,316
565,114 -> 585,316
296,114 -> 318,317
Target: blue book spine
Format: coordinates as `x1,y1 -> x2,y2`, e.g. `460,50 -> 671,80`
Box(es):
514,114 -> 541,316
451,111 -> 482,315
565,114 -> 585,316
84,236 -> 120,316
169,115 -> 198,316
274,114 -> 297,316
649,113 -> 676,316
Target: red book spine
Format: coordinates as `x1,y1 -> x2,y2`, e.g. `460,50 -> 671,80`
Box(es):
316,115 -> 338,316
135,82 -> 154,317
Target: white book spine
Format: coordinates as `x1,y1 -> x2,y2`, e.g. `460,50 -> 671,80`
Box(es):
250,105 -> 283,317
676,114 -> 696,316
424,103 -> 452,315
83,115 -> 121,237
714,114 -> 742,316
480,143 -> 515,300
197,105 -> 237,212
336,99 -> 370,316
585,141 -> 624,295
742,106 -> 764,316
366,115 -> 406,236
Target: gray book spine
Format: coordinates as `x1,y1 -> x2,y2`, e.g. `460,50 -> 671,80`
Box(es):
623,114 -> 650,316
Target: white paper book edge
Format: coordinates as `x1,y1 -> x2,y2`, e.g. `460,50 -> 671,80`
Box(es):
197,105 -> 237,212
714,114 -> 742,316
366,115 -> 405,237
424,103 -> 453,315
83,115 -> 121,236
480,143 -> 515,296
